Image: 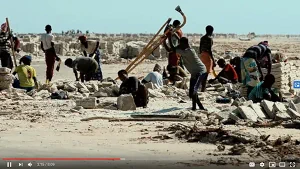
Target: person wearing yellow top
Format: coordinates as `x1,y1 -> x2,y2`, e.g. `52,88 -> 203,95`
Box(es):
12,55 -> 39,92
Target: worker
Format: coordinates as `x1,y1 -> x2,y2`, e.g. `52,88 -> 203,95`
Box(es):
244,41 -> 272,77
248,74 -> 281,103
41,25 -> 61,84
272,52 -> 287,63
118,69 -> 149,108
208,58 -> 238,84
175,37 -> 207,111
12,55 -> 38,92
241,50 -> 261,97
64,57 -> 98,82
78,35 -> 102,81
230,56 -> 242,82
162,20 -> 187,82
199,25 -> 216,92
0,22 -> 20,70
142,64 -> 163,88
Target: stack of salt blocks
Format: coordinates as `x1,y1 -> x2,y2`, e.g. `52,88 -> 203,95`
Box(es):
0,68 -> 14,91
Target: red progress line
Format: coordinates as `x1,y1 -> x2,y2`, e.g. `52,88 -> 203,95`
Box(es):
2,158 -> 123,161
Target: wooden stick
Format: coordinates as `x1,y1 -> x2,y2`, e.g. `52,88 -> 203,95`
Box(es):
114,18 -> 172,80
109,118 -> 195,122
80,116 -> 115,121
5,18 -> 17,67
130,115 -> 181,118
119,7 -> 186,78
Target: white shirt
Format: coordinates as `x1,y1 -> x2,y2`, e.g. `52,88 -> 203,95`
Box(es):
41,33 -> 54,50
143,72 -> 163,87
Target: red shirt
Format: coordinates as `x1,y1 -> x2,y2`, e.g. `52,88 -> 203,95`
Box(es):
224,64 -> 238,81
168,52 -> 180,66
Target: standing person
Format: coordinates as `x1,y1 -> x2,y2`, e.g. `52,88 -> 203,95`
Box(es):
0,22 -> 20,70
199,25 -> 216,92
240,50 -> 261,97
175,37 -> 207,111
162,20 -> 187,82
142,64 -> 163,88
12,55 -> 38,92
64,57 -> 98,82
41,25 -> 61,84
78,35 -> 102,81
208,59 -> 238,84
118,69 -> 149,108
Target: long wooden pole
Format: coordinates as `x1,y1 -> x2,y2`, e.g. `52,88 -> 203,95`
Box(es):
5,18 -> 17,67
115,6 -> 187,80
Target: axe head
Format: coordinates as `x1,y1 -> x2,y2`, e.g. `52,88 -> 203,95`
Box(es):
175,6 -> 182,13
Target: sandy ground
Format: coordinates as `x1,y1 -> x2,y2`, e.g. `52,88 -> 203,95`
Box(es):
1,40 -> 300,168
0,64 -> 298,169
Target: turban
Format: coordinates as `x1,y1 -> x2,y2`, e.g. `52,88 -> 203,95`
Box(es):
1,23 -> 7,32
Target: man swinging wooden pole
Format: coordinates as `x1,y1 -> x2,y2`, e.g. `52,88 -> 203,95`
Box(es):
6,18 -> 18,67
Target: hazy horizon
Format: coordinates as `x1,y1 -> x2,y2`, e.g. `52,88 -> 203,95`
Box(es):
1,0 -> 299,35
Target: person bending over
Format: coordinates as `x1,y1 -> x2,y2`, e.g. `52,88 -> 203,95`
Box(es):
65,57 -> 98,82
118,69 -> 149,108
175,37 -> 207,111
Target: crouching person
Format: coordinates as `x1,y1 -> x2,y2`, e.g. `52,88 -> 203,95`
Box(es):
65,57 -> 98,82
12,55 -> 39,92
118,69 -> 149,108
248,74 -> 281,103
208,58 -> 238,84
142,64 -> 163,88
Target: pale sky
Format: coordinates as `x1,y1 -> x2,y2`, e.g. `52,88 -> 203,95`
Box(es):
1,0 -> 299,34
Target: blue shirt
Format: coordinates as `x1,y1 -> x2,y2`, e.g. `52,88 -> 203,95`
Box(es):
248,81 -> 270,101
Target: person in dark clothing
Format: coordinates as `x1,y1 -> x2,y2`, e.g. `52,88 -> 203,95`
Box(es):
41,25 -> 61,84
174,37 -> 207,111
199,25 -> 216,92
118,69 -> 149,108
78,35 -> 102,81
248,74 -> 281,103
0,22 -> 20,70
208,59 -> 238,84
65,57 -> 98,82
230,56 -> 242,82
244,41 -> 272,77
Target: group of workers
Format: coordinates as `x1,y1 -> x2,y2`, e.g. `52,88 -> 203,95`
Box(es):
0,20 -> 287,110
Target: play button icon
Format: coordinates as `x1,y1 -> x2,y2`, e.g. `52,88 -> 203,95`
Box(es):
19,163 -> 23,167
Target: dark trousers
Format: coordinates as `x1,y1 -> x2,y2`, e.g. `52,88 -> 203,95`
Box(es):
45,49 -> 56,81
91,50 -> 103,81
133,84 -> 149,108
80,71 -> 94,82
189,73 -> 208,110
0,51 -> 13,70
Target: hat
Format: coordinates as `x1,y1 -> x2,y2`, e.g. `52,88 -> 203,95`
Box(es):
23,55 -> 32,61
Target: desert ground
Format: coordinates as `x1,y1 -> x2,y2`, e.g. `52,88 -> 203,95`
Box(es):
1,36 -> 300,169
